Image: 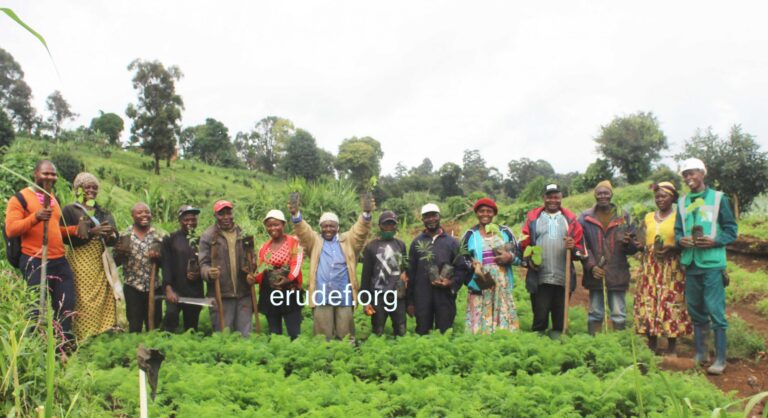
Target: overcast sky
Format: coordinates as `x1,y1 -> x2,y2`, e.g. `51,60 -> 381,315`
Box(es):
2,1 -> 767,176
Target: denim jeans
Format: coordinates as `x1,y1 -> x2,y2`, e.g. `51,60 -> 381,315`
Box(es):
588,290 -> 627,325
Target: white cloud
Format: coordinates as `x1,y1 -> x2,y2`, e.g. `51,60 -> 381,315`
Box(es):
2,0 -> 766,176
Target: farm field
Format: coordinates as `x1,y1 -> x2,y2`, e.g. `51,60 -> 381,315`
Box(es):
1,138 -> 768,416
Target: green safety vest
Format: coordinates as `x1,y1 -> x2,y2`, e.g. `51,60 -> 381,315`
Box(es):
678,189 -> 726,269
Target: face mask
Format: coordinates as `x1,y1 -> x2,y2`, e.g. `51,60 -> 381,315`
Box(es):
379,230 -> 396,240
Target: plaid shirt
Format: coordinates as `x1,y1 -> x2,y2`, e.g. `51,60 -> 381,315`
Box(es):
121,226 -> 164,292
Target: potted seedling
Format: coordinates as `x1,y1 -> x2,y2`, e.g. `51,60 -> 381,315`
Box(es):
415,240 -> 441,283
395,253 -> 408,299
523,245 -> 542,267
186,228 -> 201,277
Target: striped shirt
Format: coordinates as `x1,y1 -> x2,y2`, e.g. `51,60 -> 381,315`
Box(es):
534,211 -> 568,286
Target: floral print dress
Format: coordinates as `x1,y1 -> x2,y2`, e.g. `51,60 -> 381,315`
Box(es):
633,211 -> 692,338
465,234 -> 519,334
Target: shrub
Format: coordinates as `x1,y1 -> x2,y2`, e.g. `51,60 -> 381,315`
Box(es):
50,152 -> 84,184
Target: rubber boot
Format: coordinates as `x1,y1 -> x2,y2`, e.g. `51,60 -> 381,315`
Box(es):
666,338 -> 677,357
548,330 -> 562,340
707,329 -> 727,375
693,324 -> 711,365
588,321 -> 601,336
647,335 -> 658,352
612,321 -> 626,331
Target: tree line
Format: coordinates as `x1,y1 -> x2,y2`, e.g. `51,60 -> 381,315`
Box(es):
1,49 -> 767,213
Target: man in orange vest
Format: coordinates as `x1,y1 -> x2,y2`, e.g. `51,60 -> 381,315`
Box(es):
4,160 -> 83,343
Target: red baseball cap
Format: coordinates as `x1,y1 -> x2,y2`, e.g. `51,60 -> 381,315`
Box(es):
213,200 -> 233,213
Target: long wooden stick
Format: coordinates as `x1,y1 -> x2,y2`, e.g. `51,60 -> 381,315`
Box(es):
147,264 -> 156,331
210,240 -> 225,332
39,193 -> 51,319
562,249 -> 572,334
247,251 -> 261,334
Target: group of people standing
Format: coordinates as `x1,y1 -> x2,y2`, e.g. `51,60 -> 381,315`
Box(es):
4,157 -> 737,374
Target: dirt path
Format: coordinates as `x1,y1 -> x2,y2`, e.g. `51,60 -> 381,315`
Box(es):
567,265 -> 768,412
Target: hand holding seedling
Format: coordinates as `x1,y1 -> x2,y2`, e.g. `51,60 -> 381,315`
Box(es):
361,194 -> 376,213
90,222 -> 114,238
621,232 -> 632,245
288,192 -> 299,218
679,236 -> 695,248
694,236 -> 716,248
432,277 -> 452,288
493,249 -> 513,266
35,207 -> 52,222
186,270 -> 200,281
208,267 -> 221,281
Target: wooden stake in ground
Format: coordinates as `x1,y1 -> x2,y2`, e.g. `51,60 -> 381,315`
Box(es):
562,249 -> 572,334
210,239 -> 226,332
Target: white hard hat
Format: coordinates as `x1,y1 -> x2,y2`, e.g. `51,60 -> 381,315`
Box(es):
420,203 -> 441,215
263,209 -> 287,223
679,158 -> 707,175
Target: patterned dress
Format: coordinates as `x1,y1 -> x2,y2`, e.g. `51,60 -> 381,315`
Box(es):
633,211 -> 692,338
61,204 -> 118,341
465,234 -> 519,334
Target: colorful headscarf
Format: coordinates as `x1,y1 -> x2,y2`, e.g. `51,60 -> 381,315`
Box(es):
651,181 -> 678,200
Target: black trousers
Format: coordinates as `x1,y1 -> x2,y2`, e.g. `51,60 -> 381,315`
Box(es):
20,255 -> 76,341
124,285 -> 162,333
530,283 -> 565,332
372,299 -> 407,336
266,310 -> 303,340
414,288 -> 456,335
163,301 -> 202,332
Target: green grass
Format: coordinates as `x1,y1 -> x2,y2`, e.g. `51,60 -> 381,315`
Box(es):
725,263 -> 768,304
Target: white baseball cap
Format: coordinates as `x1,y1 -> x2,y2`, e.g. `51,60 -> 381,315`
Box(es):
263,209 -> 286,223
679,158 -> 707,175
319,212 -> 339,225
420,203 -> 441,215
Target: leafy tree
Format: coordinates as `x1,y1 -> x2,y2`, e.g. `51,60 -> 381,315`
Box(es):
90,111 -> 124,145
45,90 -> 77,139
460,149 -> 490,195
595,111 -> 667,184
0,48 -> 36,133
280,129 -> 334,181
179,118 -> 240,168
411,158 -> 433,177
572,158 -> 614,193
0,108 -> 14,149
438,162 -> 463,199
517,176 -> 552,203
125,59 -> 184,174
234,116 -> 294,173
335,136 -> 384,191
647,165 -> 682,190
506,158 -> 555,198
677,125 -> 768,215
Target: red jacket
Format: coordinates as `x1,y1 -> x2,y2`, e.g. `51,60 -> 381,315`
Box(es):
519,206 -> 585,293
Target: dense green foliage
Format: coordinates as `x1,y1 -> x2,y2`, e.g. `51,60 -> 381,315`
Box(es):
179,118 -> 240,168
0,108 -> 14,149
89,111 -> 124,145
595,111 -> 668,184
678,125 -> 768,213
280,129 -> 335,181
44,90 -> 77,139
0,47 -> 36,133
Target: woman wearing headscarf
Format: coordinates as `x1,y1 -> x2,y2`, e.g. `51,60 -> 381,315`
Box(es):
634,182 -> 692,355
460,198 -> 521,334
251,209 -> 304,339
61,172 -> 120,340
